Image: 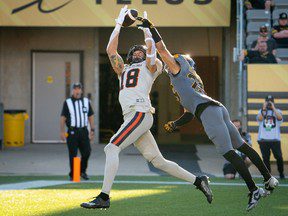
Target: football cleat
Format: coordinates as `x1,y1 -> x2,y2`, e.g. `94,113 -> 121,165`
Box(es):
264,176 -> 279,196
246,187 -> 265,211
196,175 -> 213,204
80,196 -> 110,209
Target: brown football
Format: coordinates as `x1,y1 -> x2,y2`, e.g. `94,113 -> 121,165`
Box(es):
122,9 -> 138,27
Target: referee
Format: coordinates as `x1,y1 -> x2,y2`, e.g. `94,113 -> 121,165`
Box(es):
60,83 -> 94,180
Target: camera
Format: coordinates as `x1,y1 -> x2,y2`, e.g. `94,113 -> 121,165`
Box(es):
266,101 -> 272,110
265,95 -> 274,110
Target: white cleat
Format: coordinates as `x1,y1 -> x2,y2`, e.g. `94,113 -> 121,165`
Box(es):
264,176 -> 279,196
246,187 -> 265,212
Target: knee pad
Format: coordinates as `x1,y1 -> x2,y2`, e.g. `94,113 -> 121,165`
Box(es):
104,143 -> 120,155
151,155 -> 168,169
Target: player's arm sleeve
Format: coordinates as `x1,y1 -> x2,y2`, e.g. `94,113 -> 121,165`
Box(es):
61,101 -> 69,118
88,101 -> 94,117
174,110 -> 194,127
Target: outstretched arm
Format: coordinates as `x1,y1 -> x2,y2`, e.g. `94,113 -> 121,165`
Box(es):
137,15 -> 180,74
138,12 -> 161,73
164,108 -> 194,133
156,40 -> 180,74
106,6 -> 127,75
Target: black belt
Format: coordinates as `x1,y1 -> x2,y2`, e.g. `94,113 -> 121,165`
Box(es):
195,101 -> 222,122
69,127 -> 87,131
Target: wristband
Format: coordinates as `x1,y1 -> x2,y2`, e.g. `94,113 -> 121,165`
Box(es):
146,53 -> 156,58
115,23 -> 121,32
150,27 -> 162,43
145,38 -> 154,43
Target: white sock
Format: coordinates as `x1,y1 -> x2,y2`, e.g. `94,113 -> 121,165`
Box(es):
101,144 -> 121,195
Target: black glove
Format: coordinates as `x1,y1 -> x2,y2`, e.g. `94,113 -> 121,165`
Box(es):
164,121 -> 177,133
137,17 -> 162,43
136,17 -> 154,29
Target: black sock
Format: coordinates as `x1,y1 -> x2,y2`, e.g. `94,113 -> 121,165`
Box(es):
193,176 -> 202,187
223,150 -> 257,192
99,192 -> 109,201
238,143 -> 271,181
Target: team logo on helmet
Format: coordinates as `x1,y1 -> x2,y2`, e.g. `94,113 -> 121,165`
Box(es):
127,45 -> 146,65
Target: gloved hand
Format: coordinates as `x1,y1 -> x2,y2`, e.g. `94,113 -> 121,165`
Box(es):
137,11 -> 154,29
137,11 -> 152,37
115,5 -> 128,26
164,121 -> 177,133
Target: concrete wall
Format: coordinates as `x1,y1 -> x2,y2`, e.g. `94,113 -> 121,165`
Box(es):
0,28 -> 97,142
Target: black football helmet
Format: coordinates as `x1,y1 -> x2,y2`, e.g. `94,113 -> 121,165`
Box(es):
127,45 -> 146,64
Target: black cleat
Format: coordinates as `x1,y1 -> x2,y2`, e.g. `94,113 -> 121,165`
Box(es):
196,175 -> 213,204
246,187 -> 265,211
81,173 -> 89,180
80,196 -> 110,209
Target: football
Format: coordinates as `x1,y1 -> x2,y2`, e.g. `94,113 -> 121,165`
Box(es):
122,9 -> 138,27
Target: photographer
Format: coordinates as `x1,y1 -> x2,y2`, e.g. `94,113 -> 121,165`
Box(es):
257,95 -> 284,179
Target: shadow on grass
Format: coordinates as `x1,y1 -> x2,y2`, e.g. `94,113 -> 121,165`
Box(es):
37,183 -> 288,216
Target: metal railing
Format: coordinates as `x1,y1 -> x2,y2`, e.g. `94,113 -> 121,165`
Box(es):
0,103 -> 3,150
235,0 -> 247,129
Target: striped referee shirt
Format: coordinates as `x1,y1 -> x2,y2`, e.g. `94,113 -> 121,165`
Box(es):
61,97 -> 94,128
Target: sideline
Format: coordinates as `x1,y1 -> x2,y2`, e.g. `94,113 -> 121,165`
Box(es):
1,180 -> 288,191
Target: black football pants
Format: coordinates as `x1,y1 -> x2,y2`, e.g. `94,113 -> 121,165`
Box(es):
67,128 -> 91,177
258,140 -> 284,175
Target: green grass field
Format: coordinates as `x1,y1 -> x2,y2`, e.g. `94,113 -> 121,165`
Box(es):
0,176 -> 287,216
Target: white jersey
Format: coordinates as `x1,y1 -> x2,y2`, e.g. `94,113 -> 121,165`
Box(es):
118,60 -> 162,115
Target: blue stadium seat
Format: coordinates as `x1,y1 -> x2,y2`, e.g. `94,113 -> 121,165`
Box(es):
279,60 -> 288,64
246,35 -> 258,48
274,0 -> 288,9
247,22 -> 271,35
272,9 -> 288,21
276,48 -> 288,59
246,10 -> 271,21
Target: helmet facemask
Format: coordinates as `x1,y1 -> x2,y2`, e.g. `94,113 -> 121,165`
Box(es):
127,45 -> 146,64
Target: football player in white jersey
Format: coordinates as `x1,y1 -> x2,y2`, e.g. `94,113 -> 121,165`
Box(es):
81,6 -> 212,209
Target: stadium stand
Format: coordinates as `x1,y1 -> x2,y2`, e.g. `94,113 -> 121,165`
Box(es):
245,2 -> 288,63
274,0 -> 288,9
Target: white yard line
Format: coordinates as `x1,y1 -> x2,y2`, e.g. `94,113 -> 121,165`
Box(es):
0,180 -> 287,191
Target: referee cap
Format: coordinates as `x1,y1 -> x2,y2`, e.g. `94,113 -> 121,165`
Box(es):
72,82 -> 83,89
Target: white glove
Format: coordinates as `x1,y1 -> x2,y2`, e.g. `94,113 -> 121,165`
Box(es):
115,5 -> 128,26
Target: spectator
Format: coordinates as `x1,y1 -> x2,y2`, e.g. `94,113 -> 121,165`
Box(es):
240,41 -> 278,63
251,26 -> 277,55
244,0 -> 272,10
223,120 -> 252,180
257,95 -> 285,179
272,12 -> 288,48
